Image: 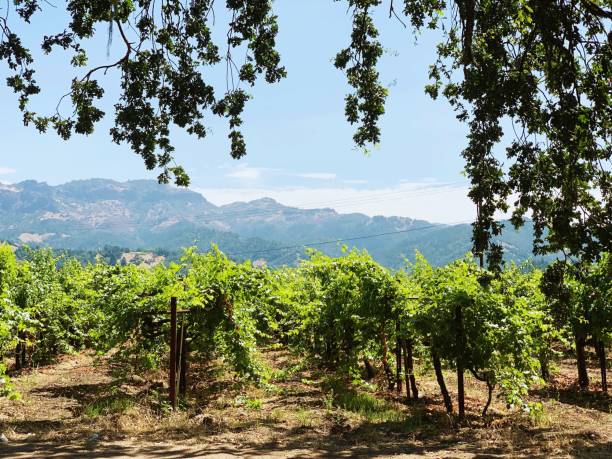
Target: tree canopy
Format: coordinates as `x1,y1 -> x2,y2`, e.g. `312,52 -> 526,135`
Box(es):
1,0 -> 610,263
1,0 -> 286,185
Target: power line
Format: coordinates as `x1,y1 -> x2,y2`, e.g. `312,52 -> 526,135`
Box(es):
209,182 -> 467,219
225,220 -> 472,257
133,186 -> 463,227
237,182 -> 466,209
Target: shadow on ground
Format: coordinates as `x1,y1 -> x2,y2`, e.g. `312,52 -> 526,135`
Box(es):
1,434 -> 611,458
530,386 -> 611,413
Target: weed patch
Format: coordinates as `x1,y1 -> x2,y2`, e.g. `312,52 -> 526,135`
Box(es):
83,394 -> 134,418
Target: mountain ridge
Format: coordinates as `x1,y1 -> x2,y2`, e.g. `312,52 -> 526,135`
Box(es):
0,178 -> 551,267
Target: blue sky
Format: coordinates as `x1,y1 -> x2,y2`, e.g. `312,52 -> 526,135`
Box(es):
0,1 -> 475,223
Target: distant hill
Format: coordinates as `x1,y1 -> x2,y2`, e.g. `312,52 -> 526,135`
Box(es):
0,179 -> 553,267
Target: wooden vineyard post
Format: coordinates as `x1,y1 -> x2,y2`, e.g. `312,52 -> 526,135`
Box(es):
169,296 -> 178,410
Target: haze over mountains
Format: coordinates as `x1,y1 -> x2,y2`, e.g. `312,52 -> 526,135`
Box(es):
0,179 -> 551,267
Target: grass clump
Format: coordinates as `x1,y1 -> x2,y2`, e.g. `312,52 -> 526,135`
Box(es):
245,398 -> 262,410
296,408 -> 315,427
233,395 -> 263,410
83,395 -> 134,418
334,390 -> 405,422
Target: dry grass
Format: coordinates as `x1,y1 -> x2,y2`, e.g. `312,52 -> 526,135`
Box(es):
0,349 -> 610,458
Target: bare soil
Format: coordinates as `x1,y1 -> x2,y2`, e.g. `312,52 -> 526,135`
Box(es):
0,349 -> 610,458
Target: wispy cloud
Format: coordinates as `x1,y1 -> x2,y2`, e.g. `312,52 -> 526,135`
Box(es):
225,165 -> 340,182
295,172 -> 337,180
226,165 -> 265,180
0,167 -> 16,175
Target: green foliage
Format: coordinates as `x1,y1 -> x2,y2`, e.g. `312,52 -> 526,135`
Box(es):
272,248 -> 583,414
0,244 -> 17,295
89,260 -> 180,367
409,253 -> 549,410
88,245 -> 268,381
334,0 -> 388,146
543,256 -> 612,347
4,248 -> 94,364
0,245 -> 273,389
334,389 -> 405,422
276,249 -> 398,372
0,245 -> 17,398
0,243 -> 608,421
83,393 -> 134,418
181,246 -> 269,381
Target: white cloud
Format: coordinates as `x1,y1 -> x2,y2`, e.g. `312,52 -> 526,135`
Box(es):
195,181 -> 480,224
0,167 -> 16,175
226,165 -> 265,180
225,165 -> 339,182
295,172 -> 337,180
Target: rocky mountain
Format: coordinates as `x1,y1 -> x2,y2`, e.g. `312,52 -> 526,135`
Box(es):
0,179 -> 552,267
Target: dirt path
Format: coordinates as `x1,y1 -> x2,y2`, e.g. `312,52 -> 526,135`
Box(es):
1,441 -> 348,458
1,352 -> 611,458
0,440 -> 505,459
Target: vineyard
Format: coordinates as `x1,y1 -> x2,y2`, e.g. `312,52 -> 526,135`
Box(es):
0,243 -> 610,456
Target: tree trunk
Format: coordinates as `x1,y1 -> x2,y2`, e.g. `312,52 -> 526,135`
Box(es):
395,320 -> 402,393
539,350 -> 550,382
363,358 -> 375,380
483,377 -> 493,417
403,338 -> 419,399
178,324 -> 189,397
455,304 -> 465,419
15,341 -> 22,370
575,335 -> 590,390
380,326 -> 394,391
402,340 -> 412,400
345,324 -> 355,362
469,369 -> 493,417
15,331 -> 25,370
432,351 -> 453,415
325,337 -> 333,366
596,340 -> 607,393
457,366 -> 465,419
21,338 -> 27,367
